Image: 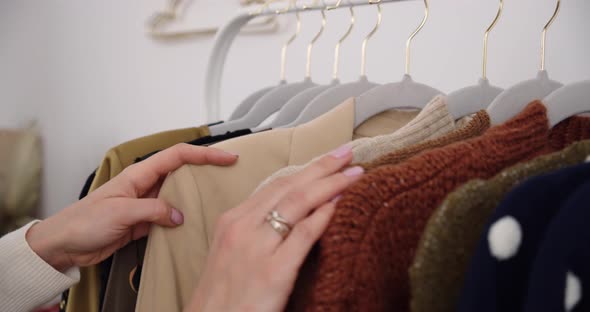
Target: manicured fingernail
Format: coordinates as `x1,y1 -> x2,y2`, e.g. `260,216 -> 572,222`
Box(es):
343,166 -> 364,177
329,144 -> 352,158
171,209 -> 184,225
331,195 -> 342,204
226,151 -> 239,157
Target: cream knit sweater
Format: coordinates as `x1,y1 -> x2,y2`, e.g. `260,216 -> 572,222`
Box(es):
255,95 -> 457,192
0,221 -> 80,312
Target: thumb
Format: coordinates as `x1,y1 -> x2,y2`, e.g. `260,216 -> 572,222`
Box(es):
111,198 -> 184,228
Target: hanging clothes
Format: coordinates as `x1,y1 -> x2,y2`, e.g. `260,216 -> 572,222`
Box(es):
58,170 -> 97,311
409,140 -> 590,312
255,96 -> 455,190
135,101 -> 421,312
99,127 -> 254,312
63,125 -> 211,312
286,102 -> 590,312
351,102 -> 420,139
457,161 -> 590,312
524,176 -> 590,312
360,109 -> 491,171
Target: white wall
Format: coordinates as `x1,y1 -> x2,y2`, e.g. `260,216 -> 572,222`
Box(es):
1,0 -> 589,217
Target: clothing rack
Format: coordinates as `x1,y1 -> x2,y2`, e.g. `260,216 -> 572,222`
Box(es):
204,0 -> 416,122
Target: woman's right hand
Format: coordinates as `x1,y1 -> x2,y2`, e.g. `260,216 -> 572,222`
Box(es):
186,144 -> 364,312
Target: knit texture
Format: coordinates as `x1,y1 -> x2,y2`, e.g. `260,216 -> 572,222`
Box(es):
256,96 -> 456,192
409,140 -> 590,312
457,159 -> 590,312
524,177 -> 590,312
357,109 -> 491,171
0,221 -> 80,312
288,101 -> 590,312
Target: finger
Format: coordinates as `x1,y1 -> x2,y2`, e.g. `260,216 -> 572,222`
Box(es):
287,144 -> 354,185
108,198 -> 184,229
120,144 -> 238,196
273,202 -> 336,272
131,222 -> 151,240
259,166 -> 363,248
257,145 -> 353,199
263,166 -> 363,224
246,144 -> 353,217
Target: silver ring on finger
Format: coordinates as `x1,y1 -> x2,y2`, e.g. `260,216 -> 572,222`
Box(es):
266,210 -> 293,239
269,210 -> 293,227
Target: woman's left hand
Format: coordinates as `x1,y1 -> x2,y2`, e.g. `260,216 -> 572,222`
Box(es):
187,145 -> 363,312
26,144 -> 238,272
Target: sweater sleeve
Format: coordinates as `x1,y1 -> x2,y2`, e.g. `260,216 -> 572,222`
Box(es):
0,221 -> 80,312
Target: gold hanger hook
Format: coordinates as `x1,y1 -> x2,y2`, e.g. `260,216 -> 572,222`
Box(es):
331,1 -> 355,79
482,0 -> 504,80
279,0 -> 301,81
405,0 -> 429,76
541,0 -> 561,71
361,0 -> 383,77
306,0 -> 328,79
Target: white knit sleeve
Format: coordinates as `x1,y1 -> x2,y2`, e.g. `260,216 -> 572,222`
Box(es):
0,221 -> 80,312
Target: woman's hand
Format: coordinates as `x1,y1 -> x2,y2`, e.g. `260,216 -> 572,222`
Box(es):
26,144 -> 238,272
187,145 -> 363,312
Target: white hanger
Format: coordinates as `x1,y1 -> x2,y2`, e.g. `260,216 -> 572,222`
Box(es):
267,81 -> 339,128
353,0 -> 442,127
210,0 -> 319,135
283,0 -> 382,128
203,0 -> 414,126
543,0 -> 590,127
267,1 -> 356,128
446,0 -> 504,120
228,86 -> 275,120
227,1 -> 284,121
486,0 -> 563,125
545,80 -> 590,128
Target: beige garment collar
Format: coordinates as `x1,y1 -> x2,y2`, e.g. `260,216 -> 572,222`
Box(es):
245,97 -> 418,166
349,95 -> 454,163
287,97 -> 356,165
254,95 -> 456,192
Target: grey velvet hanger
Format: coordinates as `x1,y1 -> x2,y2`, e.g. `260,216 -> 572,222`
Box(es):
282,0 -> 382,128
228,86 -> 275,120
267,81 -> 338,128
224,0 -> 284,122
210,1 -> 319,136
486,0 -> 563,125
541,1 -> 590,127
267,1 -> 355,129
447,0 -> 504,120
545,80 -> 590,128
353,0 -> 442,128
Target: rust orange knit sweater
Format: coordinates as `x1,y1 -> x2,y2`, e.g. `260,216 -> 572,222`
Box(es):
358,110 -> 491,171
287,101 -> 590,312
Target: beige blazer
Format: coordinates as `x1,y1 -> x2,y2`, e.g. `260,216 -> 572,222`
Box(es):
135,100 -> 418,312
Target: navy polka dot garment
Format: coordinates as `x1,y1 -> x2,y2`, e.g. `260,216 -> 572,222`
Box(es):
457,162 -> 590,312
524,178 -> 590,312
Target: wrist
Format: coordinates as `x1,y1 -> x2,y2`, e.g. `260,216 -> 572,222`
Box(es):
26,219 -> 73,272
